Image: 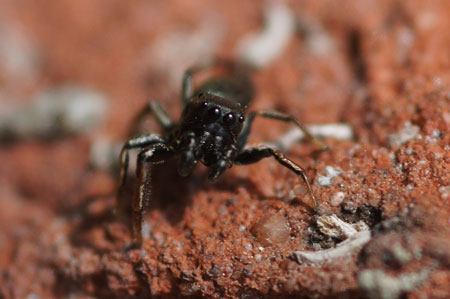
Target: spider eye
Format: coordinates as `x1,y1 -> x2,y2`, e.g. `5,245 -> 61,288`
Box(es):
223,112 -> 236,126
201,101 -> 208,108
207,106 -> 221,121
238,115 -> 245,123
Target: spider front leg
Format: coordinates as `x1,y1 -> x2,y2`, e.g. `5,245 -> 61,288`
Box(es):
181,58 -> 237,106
235,146 -> 318,211
129,100 -> 174,136
117,134 -> 165,241
134,143 -> 174,244
118,134 -> 165,197
237,110 -> 328,151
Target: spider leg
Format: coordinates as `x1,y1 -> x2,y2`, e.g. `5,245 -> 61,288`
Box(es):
236,110 -> 328,151
235,146 -> 318,211
182,58 -> 217,106
134,143 -> 174,244
181,58 -> 238,106
130,100 -> 174,135
118,134 -> 165,194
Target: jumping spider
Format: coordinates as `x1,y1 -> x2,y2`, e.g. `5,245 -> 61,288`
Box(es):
118,59 -> 326,244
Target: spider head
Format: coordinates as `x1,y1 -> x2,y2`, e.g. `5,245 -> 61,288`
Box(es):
177,93 -> 245,177
180,92 -> 246,139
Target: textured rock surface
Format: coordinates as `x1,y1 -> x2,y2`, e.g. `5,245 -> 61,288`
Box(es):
1,0 -> 449,298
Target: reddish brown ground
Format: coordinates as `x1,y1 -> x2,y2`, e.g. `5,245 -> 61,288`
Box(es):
1,0 -> 449,298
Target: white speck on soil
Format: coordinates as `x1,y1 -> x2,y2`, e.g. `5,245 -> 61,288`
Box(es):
330,191 -> 346,206
236,1 -> 295,68
317,166 -> 343,187
388,122 -> 420,147
0,85 -> 107,140
268,123 -> 354,152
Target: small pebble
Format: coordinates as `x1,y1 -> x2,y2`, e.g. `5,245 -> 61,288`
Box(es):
330,191 -> 345,206
251,214 -> 290,246
439,186 -> 449,200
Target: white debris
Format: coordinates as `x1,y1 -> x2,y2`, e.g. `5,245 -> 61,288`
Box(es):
150,16 -> 224,88
291,230 -> 371,264
431,129 -> 441,139
0,23 -> 40,83
290,216 -> 370,264
268,123 -> 354,152
358,269 -> 429,299
317,166 -> 343,187
395,26 -> 415,65
388,122 -> 420,147
0,85 -> 107,140
26,293 -> 39,299
439,186 -> 449,200
297,16 -> 334,56
236,0 -> 295,68
317,214 -> 369,240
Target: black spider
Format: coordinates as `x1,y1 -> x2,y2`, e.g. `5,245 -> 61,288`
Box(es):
118,59 -> 326,244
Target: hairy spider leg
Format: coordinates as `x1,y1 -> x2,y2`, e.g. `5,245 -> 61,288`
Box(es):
129,100 -> 174,136
235,110 -> 327,210
237,110 -> 328,151
117,134 -> 165,219
235,146 -> 318,211
182,65 -> 203,106
134,143 -> 174,244
118,134 -> 166,193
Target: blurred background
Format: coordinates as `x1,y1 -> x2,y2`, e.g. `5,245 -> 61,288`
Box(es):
0,0 -> 357,206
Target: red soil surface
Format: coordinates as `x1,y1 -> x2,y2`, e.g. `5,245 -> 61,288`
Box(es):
1,1 -> 449,298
